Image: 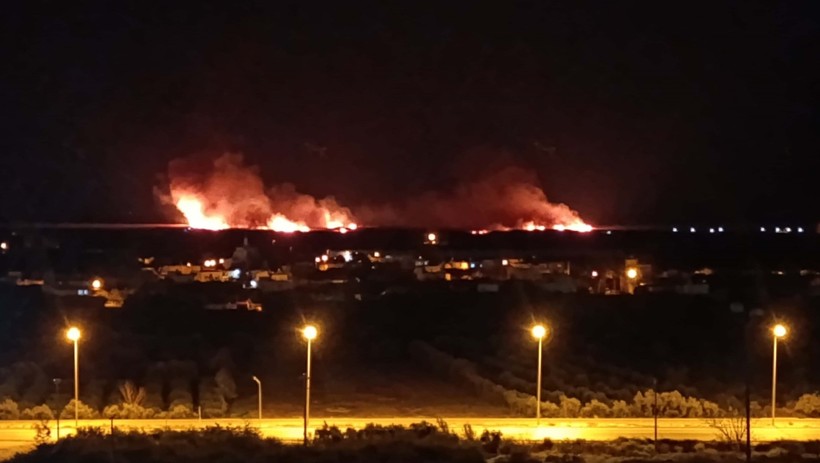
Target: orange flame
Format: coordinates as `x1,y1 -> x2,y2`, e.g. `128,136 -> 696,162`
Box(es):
175,195 -> 229,231
165,154 -> 592,233
167,154 -> 357,232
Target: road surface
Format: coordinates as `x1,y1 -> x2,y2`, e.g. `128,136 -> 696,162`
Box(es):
1,417 -> 818,456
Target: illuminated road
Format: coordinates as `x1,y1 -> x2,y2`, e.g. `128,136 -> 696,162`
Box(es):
2,417 -> 820,453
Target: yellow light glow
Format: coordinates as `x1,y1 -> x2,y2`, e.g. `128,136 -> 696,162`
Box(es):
427,232 -> 437,242
0,242 -> 7,250
531,324 -> 547,340
626,268 -> 638,279
90,278 -> 103,290
303,325 -> 318,340
773,324 -> 787,338
591,270 -> 599,278
502,259 -> 509,266
66,327 -> 81,341
373,251 -> 380,258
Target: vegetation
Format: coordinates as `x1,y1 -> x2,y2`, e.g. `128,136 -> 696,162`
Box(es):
59,399 -> 99,419
412,341 -> 728,418
8,424 -> 820,463
0,284 -> 818,420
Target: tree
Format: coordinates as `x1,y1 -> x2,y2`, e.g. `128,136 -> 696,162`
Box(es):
60,399 -> 99,419
22,404 -> 54,420
611,400 -> 630,417
580,399 -> 611,418
0,398 -> 20,419
559,395 -> 581,417
118,381 -> 146,406
794,393 -> 820,417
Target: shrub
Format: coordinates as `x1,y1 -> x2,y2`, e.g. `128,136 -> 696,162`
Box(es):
167,379 -> 193,409
0,398 -> 20,419
103,403 -> 157,419
579,399 -> 611,418
159,404 -> 196,419
32,419 -> 51,445
611,400 -> 630,417
559,395 -> 582,417
794,393 -> 820,417
21,404 -> 54,420
60,399 -> 99,419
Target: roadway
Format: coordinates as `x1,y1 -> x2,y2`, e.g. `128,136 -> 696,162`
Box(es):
1,417 -> 819,452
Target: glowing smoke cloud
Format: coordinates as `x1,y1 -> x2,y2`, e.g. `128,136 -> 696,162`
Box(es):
162,154 -> 356,232
357,166 -> 591,231
161,154 -> 591,232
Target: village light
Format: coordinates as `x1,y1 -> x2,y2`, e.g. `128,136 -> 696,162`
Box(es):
626,268 -> 638,279
90,278 -> 103,291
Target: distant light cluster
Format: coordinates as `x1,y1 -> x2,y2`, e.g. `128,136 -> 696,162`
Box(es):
671,225 -> 806,234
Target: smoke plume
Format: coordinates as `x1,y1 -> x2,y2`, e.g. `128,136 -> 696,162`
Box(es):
159,153 -> 356,231
357,166 -> 589,231
159,153 -> 590,232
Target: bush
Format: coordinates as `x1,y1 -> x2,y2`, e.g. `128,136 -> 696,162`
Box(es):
794,393 -> 820,417
11,427 -> 487,463
167,379 -> 194,409
60,399 -> 99,419
21,404 -> 54,420
579,399 -> 611,418
0,397 -> 20,419
103,403 -> 157,419
158,404 -> 196,419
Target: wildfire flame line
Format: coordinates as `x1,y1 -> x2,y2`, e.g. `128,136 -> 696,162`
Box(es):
164,154 -> 592,233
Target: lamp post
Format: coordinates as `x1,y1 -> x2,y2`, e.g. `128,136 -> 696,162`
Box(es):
531,324 -> 548,424
66,327 -> 81,427
771,323 -> 787,426
252,376 -> 262,421
302,325 -> 317,445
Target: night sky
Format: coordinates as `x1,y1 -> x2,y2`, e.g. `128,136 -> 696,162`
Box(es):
1,1 -> 817,225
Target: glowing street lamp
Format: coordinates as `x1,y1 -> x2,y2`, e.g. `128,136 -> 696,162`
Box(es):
771,323 -> 787,426
90,278 -> 103,291
626,268 -> 638,280
302,325 -> 318,444
66,327 -> 81,426
531,324 -> 548,423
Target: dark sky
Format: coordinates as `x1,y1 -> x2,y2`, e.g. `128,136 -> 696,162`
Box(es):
1,1 -> 818,225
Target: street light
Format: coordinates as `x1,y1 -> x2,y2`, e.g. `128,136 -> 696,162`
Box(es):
771,323 -> 787,426
302,325 -> 318,444
626,268 -> 638,280
90,278 -> 103,291
252,376 -> 262,420
66,327 -> 81,426
531,324 -> 548,424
